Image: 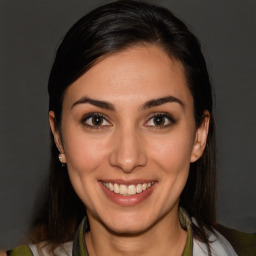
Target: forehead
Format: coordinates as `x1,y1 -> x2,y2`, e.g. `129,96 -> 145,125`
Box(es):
63,45 -> 193,109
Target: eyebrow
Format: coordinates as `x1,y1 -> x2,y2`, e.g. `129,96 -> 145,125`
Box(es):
141,96 -> 184,110
71,95 -> 184,111
71,97 -> 115,111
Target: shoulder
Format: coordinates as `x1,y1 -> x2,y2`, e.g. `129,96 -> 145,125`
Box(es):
193,226 -> 256,256
5,242 -> 73,256
5,245 -> 33,256
0,249 -> 7,256
191,217 -> 256,255
215,224 -> 256,256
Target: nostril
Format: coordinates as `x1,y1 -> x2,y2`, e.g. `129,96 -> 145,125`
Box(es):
108,130 -> 147,172
109,149 -> 147,173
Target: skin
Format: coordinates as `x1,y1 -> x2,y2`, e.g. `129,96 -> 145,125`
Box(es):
49,45 -> 209,256
0,250 -> 6,256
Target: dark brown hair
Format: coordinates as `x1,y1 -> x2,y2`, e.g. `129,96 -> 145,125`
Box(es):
31,0 -> 216,253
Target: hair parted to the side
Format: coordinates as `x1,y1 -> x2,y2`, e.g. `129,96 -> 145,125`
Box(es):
31,0 -> 216,252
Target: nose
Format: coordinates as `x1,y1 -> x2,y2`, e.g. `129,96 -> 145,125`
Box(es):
109,126 -> 147,173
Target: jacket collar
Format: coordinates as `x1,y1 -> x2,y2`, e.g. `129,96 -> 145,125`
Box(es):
73,208 -> 193,256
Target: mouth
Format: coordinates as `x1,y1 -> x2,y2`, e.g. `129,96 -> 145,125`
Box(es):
101,181 -> 155,196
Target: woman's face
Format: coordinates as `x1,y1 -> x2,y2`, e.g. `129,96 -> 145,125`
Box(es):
50,45 -> 209,234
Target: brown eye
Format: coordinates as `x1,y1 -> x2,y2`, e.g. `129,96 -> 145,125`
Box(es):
145,113 -> 176,128
153,116 -> 165,126
92,115 -> 104,126
82,113 -> 111,128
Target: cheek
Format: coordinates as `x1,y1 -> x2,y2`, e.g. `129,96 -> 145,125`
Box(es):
61,128 -> 111,206
148,131 -> 195,175
62,128 -> 109,175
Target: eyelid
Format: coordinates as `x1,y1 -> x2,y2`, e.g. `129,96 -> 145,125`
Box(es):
81,112 -> 176,129
81,112 -> 112,128
144,112 -> 176,128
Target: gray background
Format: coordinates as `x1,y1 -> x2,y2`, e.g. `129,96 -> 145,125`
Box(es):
0,0 -> 255,250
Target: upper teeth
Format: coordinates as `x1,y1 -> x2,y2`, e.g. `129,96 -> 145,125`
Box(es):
103,182 -> 154,196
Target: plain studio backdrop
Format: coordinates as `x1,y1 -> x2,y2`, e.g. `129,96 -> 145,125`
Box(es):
0,0 -> 255,249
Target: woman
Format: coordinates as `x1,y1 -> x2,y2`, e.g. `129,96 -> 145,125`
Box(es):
4,0 -> 255,255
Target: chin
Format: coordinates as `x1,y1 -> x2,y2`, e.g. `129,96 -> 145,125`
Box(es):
98,210 -> 157,235
105,221 -> 151,236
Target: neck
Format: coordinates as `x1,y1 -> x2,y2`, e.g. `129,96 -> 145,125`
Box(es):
85,210 -> 187,256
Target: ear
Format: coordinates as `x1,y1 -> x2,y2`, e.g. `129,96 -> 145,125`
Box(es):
49,111 -> 66,163
190,111 -> 210,163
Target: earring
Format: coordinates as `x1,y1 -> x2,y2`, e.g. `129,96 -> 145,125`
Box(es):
58,153 -> 66,167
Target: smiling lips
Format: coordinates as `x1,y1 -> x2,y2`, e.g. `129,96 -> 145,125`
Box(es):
102,181 -> 155,196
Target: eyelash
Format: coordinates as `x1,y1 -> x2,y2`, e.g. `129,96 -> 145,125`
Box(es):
81,113 -> 111,129
144,113 -> 176,128
81,112 -> 176,129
